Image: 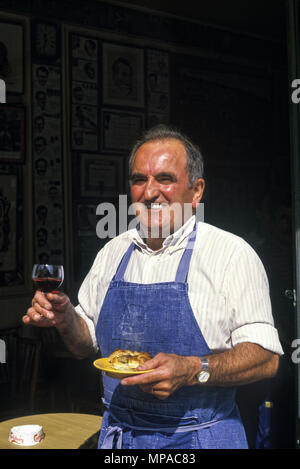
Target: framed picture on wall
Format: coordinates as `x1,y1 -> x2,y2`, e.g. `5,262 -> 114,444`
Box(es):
71,34 -> 98,62
0,106 -> 25,163
77,204 -> 98,235
80,153 -> 123,197
0,20 -> 24,94
32,21 -> 60,61
0,164 -> 24,289
70,33 -> 99,152
146,49 -> 170,125
102,109 -> 144,152
102,42 -> 144,107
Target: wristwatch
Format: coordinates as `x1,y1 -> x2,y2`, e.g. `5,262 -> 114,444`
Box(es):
195,357 -> 211,384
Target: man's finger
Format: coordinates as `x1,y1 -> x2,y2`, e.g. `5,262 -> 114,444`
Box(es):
46,292 -> 67,304
121,368 -> 164,386
22,313 -> 55,327
24,309 -> 45,322
32,295 -> 52,311
30,302 -> 54,320
136,354 -> 165,371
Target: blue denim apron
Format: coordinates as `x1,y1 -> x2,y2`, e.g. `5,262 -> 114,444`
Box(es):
96,224 -> 248,449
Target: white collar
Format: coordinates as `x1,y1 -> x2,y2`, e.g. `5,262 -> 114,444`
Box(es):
130,216 -> 196,254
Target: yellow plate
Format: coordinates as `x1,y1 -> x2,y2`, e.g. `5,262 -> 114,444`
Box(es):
93,357 -> 154,380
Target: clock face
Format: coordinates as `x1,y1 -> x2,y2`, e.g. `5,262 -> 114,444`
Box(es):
35,23 -> 58,58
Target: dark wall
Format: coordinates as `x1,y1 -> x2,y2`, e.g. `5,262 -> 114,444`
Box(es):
0,0 -> 290,303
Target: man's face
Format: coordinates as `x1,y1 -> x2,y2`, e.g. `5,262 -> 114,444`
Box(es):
130,138 -> 204,242
37,229 -> 47,247
36,92 -> 46,109
35,159 -> 47,176
35,116 -> 44,133
34,138 -> 46,154
85,63 -> 95,80
37,69 -> 48,87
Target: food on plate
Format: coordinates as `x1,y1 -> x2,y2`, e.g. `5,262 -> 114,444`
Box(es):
108,349 -> 153,371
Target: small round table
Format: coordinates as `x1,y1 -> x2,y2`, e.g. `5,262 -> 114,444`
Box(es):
0,413 -> 102,449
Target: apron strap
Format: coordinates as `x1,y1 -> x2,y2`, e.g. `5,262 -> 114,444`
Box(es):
175,222 -> 197,282
114,242 -> 135,281
101,425 -> 123,449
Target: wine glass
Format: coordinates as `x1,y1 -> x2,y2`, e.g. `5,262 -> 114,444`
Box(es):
32,264 -> 64,294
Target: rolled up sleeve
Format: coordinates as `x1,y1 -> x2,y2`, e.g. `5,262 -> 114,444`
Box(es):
231,322 -> 283,355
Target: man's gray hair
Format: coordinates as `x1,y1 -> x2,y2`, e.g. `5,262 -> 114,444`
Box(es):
128,125 -> 204,187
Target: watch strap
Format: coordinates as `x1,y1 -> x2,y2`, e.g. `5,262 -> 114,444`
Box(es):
195,356 -> 211,384
199,356 -> 209,371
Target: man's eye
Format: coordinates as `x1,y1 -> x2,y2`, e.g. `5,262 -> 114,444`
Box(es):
158,177 -> 172,184
131,178 -> 146,185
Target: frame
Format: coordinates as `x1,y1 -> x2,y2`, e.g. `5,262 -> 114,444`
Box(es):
102,42 -> 144,107
32,20 -> 60,61
31,59 -> 64,266
0,20 -> 24,94
80,153 -> 123,197
0,106 -> 25,163
0,164 -> 24,288
70,33 -> 99,152
71,34 -> 98,62
77,204 -> 99,236
102,109 -> 144,152
146,48 -> 170,123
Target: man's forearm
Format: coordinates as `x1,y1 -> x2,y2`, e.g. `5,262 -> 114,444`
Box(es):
122,342 -> 279,399
190,342 -> 279,387
56,305 -> 95,359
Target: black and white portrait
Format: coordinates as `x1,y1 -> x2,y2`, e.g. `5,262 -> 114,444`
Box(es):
103,42 -> 144,107
0,174 -> 16,271
0,106 -> 24,163
0,21 -> 23,93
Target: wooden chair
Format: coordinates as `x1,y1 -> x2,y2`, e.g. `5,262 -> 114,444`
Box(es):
39,328 -> 103,414
0,327 -> 19,399
16,336 -> 41,411
0,328 -> 41,414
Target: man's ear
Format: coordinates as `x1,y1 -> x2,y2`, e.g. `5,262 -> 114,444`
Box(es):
192,178 -> 205,209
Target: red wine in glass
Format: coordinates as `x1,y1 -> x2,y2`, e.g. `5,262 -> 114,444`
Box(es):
32,264 -> 64,293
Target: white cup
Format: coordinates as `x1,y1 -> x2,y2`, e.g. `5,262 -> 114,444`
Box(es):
9,424 -> 44,446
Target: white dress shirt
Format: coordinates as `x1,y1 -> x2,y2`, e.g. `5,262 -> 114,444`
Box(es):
75,215 -> 283,356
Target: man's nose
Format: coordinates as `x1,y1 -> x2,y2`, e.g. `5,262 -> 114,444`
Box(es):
144,177 -> 160,200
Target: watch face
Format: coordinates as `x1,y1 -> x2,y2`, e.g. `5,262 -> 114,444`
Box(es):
198,370 -> 210,383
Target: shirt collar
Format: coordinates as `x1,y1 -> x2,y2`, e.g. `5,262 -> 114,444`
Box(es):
130,215 -> 196,254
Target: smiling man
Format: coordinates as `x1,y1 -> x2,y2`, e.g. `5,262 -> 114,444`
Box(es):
24,125 -> 283,450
